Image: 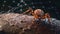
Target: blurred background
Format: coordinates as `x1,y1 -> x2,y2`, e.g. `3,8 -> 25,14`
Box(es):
0,0 -> 60,20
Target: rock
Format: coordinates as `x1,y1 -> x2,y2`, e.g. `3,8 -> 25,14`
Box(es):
0,13 -> 59,34
0,13 -> 34,34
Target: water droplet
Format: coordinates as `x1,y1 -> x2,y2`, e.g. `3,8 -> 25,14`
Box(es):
31,2 -> 33,4
20,9 -> 22,11
42,6 -> 45,8
17,3 -> 20,6
2,4 -> 5,7
32,6 -> 35,8
20,5 -> 23,7
4,1 -> 6,3
21,0 -> 24,2
49,1 -> 51,3
13,1 -> 15,3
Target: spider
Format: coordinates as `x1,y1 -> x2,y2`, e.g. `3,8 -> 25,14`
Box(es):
23,8 -> 50,20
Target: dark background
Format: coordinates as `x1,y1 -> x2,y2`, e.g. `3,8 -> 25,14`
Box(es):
0,0 -> 60,20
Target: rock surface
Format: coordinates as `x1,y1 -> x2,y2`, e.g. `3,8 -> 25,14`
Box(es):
0,13 -> 60,34
0,13 -> 34,34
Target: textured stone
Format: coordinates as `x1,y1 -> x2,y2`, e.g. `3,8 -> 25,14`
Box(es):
0,13 -> 34,34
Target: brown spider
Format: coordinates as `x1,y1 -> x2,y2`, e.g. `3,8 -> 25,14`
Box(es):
23,8 -> 50,20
